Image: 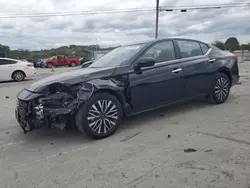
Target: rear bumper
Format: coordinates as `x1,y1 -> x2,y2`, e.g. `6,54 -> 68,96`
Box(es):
25,68 -> 36,77
232,74 -> 240,86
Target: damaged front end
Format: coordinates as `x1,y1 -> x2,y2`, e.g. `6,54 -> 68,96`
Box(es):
15,82 -> 94,133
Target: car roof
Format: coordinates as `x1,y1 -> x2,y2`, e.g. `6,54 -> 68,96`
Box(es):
123,38 -> 208,47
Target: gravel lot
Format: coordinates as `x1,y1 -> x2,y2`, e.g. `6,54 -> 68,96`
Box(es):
0,64 -> 250,188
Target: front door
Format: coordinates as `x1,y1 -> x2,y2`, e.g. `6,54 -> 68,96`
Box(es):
129,40 -> 185,113
58,56 -> 64,65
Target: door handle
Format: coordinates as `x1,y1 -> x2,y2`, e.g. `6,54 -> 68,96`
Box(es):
208,58 -> 216,63
172,68 -> 182,73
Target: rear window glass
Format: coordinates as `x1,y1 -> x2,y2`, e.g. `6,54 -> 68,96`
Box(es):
200,43 -> 209,54
177,40 -> 203,58
0,59 -> 17,65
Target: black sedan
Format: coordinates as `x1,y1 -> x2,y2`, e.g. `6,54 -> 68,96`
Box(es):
15,38 -> 239,139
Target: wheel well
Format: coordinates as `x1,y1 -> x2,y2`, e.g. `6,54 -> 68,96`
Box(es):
11,70 -> 26,79
218,69 -> 232,86
95,89 -> 125,106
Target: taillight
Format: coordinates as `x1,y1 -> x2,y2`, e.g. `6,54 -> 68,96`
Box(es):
232,55 -> 238,60
27,63 -> 33,67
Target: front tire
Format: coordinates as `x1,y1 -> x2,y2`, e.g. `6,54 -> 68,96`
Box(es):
209,73 -> 231,104
12,71 -> 25,82
75,93 -> 122,139
46,63 -> 53,68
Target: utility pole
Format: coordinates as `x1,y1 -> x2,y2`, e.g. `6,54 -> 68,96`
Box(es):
155,0 -> 159,39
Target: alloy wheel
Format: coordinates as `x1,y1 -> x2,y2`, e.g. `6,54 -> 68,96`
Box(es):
214,77 -> 229,101
47,63 -> 52,68
14,72 -> 24,81
87,100 -> 118,134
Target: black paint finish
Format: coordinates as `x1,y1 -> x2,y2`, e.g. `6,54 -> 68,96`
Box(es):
16,38 -> 240,132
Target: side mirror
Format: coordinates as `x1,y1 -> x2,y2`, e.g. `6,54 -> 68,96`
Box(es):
134,57 -> 155,69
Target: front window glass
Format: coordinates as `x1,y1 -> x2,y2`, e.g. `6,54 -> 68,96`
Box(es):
140,41 -> 176,63
89,44 -> 145,68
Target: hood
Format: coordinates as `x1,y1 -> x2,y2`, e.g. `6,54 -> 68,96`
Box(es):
26,67 -> 115,93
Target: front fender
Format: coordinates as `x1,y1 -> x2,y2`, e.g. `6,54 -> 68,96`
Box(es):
76,76 -> 130,112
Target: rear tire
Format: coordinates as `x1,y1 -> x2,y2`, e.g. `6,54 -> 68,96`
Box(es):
70,61 -> 76,67
208,73 -> 231,104
75,93 -> 123,139
12,71 -> 25,82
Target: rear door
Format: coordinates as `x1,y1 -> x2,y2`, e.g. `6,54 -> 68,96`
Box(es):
129,40 -> 186,112
174,40 -> 213,97
0,59 -> 17,80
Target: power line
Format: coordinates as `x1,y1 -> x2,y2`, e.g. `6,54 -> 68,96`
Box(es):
0,2 -> 249,18
160,2 -> 250,8
160,4 -> 250,12
0,8 -> 155,18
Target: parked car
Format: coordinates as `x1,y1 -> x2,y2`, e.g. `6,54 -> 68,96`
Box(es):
0,58 -> 36,81
81,60 -> 94,68
35,59 -> 46,68
15,38 -> 239,139
44,55 -> 80,68
79,57 -> 88,64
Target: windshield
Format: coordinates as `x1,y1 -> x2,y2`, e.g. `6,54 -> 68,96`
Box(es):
89,44 -> 145,68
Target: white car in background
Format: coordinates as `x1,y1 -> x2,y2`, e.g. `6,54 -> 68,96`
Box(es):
0,58 -> 36,82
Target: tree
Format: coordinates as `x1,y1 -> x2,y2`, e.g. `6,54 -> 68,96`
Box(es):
0,44 -> 10,57
240,43 -> 250,50
225,37 -> 240,51
2,44 -> 114,59
212,41 -> 225,50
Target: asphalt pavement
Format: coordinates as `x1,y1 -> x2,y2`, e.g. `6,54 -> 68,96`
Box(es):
0,64 -> 250,188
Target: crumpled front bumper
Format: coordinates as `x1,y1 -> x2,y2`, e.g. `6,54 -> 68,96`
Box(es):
15,82 -> 95,133
15,99 -> 33,133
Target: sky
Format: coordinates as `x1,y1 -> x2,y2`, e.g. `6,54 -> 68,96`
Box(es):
0,0 -> 249,50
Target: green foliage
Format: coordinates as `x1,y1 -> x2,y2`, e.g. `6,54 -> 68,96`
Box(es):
240,44 -> 250,50
212,37 -> 249,52
225,37 -> 240,51
0,44 -> 10,53
1,44 -> 103,60
3,37 -> 248,59
212,41 -> 225,50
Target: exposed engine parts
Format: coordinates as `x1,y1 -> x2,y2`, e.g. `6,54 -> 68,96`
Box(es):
34,104 -> 44,120
16,81 -> 97,132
